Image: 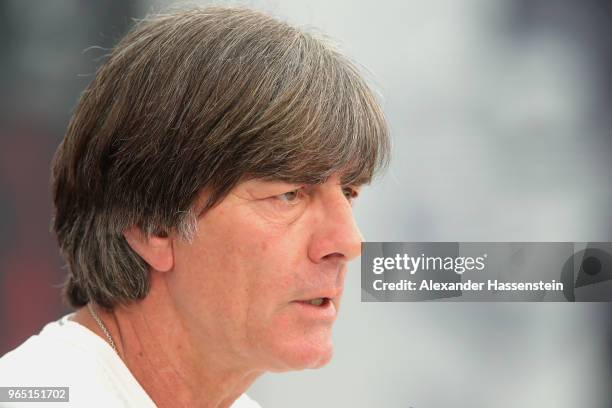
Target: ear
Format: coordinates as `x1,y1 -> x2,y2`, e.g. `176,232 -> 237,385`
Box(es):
123,226 -> 174,272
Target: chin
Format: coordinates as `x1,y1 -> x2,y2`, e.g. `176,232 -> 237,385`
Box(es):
265,331 -> 335,372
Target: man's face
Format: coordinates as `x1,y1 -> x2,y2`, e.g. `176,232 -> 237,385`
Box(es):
168,173 -> 363,372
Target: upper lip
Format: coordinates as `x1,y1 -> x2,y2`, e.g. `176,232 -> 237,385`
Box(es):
294,287 -> 343,303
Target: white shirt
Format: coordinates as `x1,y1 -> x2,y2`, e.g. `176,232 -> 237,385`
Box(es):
0,314 -> 261,408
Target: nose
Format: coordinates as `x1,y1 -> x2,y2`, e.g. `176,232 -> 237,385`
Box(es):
307,186 -> 363,264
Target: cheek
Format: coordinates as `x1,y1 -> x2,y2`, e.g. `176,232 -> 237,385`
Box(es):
172,201 -> 317,363
170,218 -> 255,325
175,209 -> 303,316
245,239 -> 301,313
238,233 -> 309,333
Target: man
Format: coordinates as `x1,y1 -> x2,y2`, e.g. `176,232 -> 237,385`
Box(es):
0,6 -> 389,407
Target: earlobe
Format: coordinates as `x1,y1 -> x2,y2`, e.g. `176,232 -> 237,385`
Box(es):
123,226 -> 174,272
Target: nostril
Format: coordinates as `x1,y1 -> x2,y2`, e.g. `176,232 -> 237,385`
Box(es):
322,252 -> 344,261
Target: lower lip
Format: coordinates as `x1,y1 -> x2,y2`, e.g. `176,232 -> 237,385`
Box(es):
291,299 -> 337,321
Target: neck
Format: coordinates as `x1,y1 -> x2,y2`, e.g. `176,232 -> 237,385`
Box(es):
72,275 -> 263,408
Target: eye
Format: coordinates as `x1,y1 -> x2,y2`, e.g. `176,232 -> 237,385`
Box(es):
277,189 -> 303,204
342,186 -> 359,202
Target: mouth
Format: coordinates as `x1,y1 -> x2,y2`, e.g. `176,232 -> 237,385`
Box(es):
292,297 -> 337,321
297,297 -> 331,307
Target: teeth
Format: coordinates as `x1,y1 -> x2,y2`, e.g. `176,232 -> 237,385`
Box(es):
308,298 -> 325,306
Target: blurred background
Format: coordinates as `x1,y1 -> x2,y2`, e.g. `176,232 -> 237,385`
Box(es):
1,0 -> 611,407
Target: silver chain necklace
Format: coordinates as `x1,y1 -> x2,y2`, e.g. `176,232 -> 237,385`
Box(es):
87,303 -> 118,354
